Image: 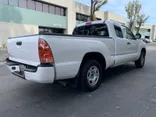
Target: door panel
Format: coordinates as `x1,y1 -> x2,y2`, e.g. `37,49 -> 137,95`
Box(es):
121,25 -> 139,54
114,25 -> 130,55
128,40 -> 139,53
113,24 -> 132,65
113,53 -> 138,67
115,38 -> 131,55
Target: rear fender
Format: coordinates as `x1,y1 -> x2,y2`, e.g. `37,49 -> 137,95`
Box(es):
83,41 -> 112,69
41,36 -> 112,80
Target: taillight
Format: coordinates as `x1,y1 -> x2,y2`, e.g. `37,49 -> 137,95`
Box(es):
86,22 -> 92,25
38,39 -> 54,64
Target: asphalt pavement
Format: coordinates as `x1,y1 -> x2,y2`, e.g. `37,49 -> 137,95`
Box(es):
0,43 -> 156,117
0,50 -> 7,63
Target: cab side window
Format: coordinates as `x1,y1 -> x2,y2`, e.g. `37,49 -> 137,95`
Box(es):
122,25 -> 135,40
114,25 -> 123,38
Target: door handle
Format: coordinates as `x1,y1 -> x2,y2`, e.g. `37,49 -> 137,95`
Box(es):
16,41 -> 22,46
127,42 -> 131,45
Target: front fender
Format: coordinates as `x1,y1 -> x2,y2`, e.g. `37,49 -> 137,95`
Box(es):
136,41 -> 146,60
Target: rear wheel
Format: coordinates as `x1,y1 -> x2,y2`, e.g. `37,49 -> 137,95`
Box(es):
135,51 -> 145,68
78,60 -> 103,92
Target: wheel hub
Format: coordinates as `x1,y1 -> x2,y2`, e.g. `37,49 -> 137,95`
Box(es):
141,54 -> 145,65
87,66 -> 100,86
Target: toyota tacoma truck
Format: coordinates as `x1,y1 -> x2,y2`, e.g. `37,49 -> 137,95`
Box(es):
6,20 -> 146,91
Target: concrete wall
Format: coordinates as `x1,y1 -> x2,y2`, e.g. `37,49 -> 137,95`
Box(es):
36,0 -> 156,38
0,4 -> 67,29
42,0 -> 106,33
106,12 -> 127,24
139,24 -> 153,39
141,24 -> 153,29
75,2 -> 105,20
152,25 -> 156,40
0,0 -> 155,47
75,2 -> 90,16
0,22 -> 38,47
41,0 -> 76,34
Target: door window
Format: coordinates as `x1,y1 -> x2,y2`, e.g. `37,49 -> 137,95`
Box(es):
122,26 -> 135,40
114,25 -> 123,38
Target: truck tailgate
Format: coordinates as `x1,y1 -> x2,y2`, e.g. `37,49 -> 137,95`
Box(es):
8,35 -> 40,66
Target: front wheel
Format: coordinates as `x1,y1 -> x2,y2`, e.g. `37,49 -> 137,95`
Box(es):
135,51 -> 145,68
78,60 -> 103,92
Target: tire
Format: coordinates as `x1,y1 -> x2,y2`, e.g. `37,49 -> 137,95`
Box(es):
135,51 -> 145,68
78,60 -> 103,92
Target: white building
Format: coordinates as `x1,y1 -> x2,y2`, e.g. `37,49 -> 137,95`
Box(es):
0,0 -> 155,47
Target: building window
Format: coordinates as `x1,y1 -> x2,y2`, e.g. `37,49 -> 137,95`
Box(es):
76,13 -> 90,22
49,5 -> 55,14
19,0 -> 27,8
76,14 -> 80,20
35,1 -> 66,16
39,27 -> 64,34
35,2 -> 42,12
148,29 -> 150,32
0,0 -> 8,4
1,0 -> 66,16
76,13 -> 101,22
9,0 -> 18,6
55,7 -> 61,15
114,25 -> 123,38
43,4 -> 48,13
97,18 -> 102,20
60,8 -> 66,16
145,36 -> 150,39
27,0 -> 35,10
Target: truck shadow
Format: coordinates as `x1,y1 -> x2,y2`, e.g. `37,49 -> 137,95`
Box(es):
103,63 -> 136,82
1,48 -> 155,115
3,63 -> 142,115
18,63 -> 136,98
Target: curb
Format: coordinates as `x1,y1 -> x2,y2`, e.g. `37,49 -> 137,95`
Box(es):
0,59 -> 6,63
0,62 -> 5,66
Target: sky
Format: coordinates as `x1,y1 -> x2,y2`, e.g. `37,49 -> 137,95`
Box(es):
75,0 -> 156,25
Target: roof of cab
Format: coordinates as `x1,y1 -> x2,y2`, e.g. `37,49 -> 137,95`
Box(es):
76,20 -> 125,28
76,20 -> 105,27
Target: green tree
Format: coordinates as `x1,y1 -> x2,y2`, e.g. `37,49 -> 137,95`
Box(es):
90,0 -> 108,21
136,13 -> 149,34
125,0 -> 141,31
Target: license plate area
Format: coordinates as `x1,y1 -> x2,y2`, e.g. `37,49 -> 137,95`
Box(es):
12,65 -> 25,78
20,65 -> 26,72
14,71 -> 25,77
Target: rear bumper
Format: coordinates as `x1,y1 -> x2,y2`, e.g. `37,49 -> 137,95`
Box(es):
6,58 -> 55,83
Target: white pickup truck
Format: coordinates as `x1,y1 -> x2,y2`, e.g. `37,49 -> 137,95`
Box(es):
6,20 -> 146,91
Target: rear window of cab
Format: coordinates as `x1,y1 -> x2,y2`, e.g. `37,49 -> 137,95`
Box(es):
73,23 -> 109,37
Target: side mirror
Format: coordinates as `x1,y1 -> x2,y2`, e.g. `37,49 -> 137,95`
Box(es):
135,33 -> 142,39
